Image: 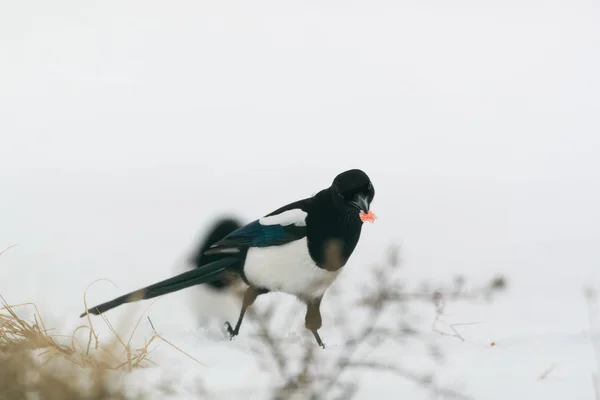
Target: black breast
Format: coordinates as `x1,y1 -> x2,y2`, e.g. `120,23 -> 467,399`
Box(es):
304,192 -> 363,271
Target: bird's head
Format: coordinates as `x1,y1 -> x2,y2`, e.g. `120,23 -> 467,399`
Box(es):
331,169 -> 376,223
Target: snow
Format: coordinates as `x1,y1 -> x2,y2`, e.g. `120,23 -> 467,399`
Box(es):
1,0 -> 600,398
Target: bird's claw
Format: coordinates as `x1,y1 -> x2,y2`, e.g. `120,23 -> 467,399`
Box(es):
311,331 -> 326,349
224,321 -> 237,340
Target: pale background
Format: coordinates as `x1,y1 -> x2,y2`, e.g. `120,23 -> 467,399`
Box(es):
1,0 -> 599,398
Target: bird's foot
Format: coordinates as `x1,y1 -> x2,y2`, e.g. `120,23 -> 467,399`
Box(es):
312,331 -> 326,349
224,321 -> 238,340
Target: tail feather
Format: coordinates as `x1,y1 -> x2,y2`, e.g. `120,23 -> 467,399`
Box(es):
80,257 -> 238,318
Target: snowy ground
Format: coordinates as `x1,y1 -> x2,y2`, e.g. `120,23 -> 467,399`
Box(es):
1,220 -> 599,399
2,0 -> 600,398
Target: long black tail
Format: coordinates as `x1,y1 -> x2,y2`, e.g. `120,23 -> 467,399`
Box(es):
80,257 -> 238,318
189,217 -> 244,290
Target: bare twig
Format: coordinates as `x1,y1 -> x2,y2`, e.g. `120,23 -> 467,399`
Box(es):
0,244 -> 18,257
246,245 -> 505,400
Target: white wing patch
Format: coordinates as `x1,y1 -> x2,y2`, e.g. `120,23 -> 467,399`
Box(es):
212,248 -> 241,254
259,209 -> 307,227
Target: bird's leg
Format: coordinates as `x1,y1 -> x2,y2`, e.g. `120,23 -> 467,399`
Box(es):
305,296 -> 325,349
225,286 -> 261,340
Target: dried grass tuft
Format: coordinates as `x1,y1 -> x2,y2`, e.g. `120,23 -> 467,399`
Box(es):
0,294 -> 140,398
0,244 -> 203,399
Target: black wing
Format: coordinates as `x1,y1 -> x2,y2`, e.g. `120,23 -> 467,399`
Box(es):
204,199 -> 311,255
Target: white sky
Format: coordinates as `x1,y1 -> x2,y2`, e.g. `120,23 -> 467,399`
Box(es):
1,0 -> 599,337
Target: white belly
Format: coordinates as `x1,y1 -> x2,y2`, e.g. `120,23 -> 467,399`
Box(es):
244,237 -> 342,301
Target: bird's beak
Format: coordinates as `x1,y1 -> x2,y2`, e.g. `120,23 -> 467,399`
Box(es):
350,193 -> 370,213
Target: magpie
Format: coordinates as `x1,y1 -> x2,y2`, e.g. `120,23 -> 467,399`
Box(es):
79,169 -> 376,348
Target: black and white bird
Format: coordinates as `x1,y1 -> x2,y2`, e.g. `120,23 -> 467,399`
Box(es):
79,169 -> 376,348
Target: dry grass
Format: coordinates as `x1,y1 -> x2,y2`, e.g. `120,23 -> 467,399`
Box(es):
0,294 -> 203,399
0,246 -> 204,399
0,295 -> 140,399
